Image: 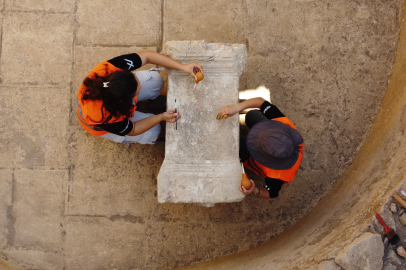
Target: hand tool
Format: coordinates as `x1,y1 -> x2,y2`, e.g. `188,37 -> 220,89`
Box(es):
175,99 -> 177,130
393,193 -> 406,208
375,212 -> 400,244
240,163 -> 252,190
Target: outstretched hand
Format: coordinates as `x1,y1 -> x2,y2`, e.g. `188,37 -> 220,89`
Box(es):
220,104 -> 240,119
162,110 -> 181,123
183,63 -> 204,80
239,180 -> 256,195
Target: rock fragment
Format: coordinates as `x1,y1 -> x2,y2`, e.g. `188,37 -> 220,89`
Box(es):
396,246 -> 406,259
384,249 -> 402,268
383,263 -> 396,270
335,232 -> 384,270
390,203 -> 397,213
306,260 -> 341,270
399,213 -> 406,226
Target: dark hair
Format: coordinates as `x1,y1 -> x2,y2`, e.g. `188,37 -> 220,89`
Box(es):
82,69 -> 138,124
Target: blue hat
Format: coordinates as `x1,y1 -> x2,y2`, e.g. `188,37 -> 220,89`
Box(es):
247,120 -> 303,170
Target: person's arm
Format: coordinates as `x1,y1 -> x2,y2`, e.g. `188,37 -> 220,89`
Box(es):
239,179 -> 271,199
127,110 -> 180,136
137,51 -> 203,80
96,119 -> 133,136
107,53 -> 142,71
260,101 -> 285,119
220,97 -> 266,119
239,178 -> 285,199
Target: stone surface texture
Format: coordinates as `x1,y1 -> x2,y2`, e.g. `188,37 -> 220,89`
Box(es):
76,0 -> 161,46
334,232 -> 384,270
399,213 -> 406,225
0,0 -> 404,270
306,260 -> 341,270
158,41 -> 247,205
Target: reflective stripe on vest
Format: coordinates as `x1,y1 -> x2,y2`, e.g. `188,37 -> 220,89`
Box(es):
243,117 -> 304,182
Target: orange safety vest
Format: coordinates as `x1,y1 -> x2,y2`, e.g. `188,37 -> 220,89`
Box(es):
76,62 -> 137,136
243,117 -> 304,182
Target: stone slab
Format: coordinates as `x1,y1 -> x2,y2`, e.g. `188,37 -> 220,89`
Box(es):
67,131 -> 160,216
1,12 -> 73,84
158,41 -> 247,205
2,249 -> 64,270
12,169 -> 67,251
66,217 -> 145,270
145,222 -> 216,269
76,0 -> 161,46
0,169 -> 12,249
164,0 -> 246,44
5,0 -> 74,12
335,232 -> 384,270
0,85 -> 70,168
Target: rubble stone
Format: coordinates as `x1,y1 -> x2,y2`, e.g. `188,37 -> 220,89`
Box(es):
396,246 -> 406,259
306,260 -> 341,270
384,249 -> 402,267
383,263 -> 396,270
390,203 -> 397,213
335,232 -> 384,270
399,213 -> 406,225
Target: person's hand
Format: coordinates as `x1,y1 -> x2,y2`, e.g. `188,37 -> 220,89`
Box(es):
182,63 -> 203,80
239,180 -> 256,195
162,110 -> 181,123
220,104 -> 240,119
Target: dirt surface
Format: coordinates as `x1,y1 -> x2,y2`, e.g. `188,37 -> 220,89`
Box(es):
0,0 -> 403,269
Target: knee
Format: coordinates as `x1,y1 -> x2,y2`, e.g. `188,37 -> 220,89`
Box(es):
155,72 -> 164,90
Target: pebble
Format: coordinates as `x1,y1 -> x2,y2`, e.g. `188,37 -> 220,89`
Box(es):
390,203 -> 397,213
396,246 -> 406,258
384,237 -> 389,248
400,213 -> 406,226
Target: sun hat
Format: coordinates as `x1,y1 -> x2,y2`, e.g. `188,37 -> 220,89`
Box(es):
246,120 -> 303,170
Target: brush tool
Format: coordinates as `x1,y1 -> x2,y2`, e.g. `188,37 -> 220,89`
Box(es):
375,213 -> 400,245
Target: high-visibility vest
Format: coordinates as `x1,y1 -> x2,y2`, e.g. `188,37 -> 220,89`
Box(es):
76,62 -> 137,136
243,117 -> 304,182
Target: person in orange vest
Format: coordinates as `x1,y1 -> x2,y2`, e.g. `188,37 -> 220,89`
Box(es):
220,97 -> 304,199
77,51 -> 203,144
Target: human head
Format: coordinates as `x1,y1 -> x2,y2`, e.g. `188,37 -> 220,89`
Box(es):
246,120 -> 303,170
105,70 -> 139,100
81,70 -> 140,123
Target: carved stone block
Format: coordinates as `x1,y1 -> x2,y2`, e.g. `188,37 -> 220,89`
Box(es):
158,41 -> 247,206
